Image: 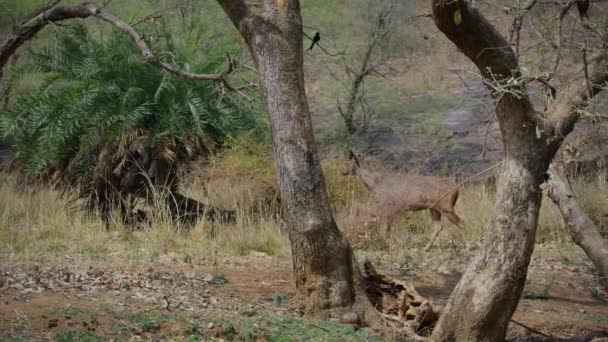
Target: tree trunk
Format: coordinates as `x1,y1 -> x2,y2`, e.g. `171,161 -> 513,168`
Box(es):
432,95 -> 552,341
545,165 -> 608,290
430,2 -> 553,339
216,0 -> 381,326
430,0 -> 608,339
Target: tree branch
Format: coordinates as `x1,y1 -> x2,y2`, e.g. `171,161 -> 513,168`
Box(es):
432,0 -> 518,80
431,0 -> 544,131
546,50 -> 608,141
551,0 -> 578,74
95,11 -> 233,80
0,2 -> 233,82
216,0 -> 253,38
508,0 -> 538,60
0,3 -> 98,74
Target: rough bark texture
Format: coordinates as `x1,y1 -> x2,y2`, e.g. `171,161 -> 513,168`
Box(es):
430,0 -> 607,340
216,0 -> 381,326
545,165 -> 608,290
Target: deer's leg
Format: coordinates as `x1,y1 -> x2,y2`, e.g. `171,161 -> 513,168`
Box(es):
425,209 -> 443,251
442,211 -> 470,250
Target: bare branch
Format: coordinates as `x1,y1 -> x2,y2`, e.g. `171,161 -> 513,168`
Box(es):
333,0 -> 399,137
551,0 -> 578,74
130,2 -> 199,27
508,0 -> 538,60
0,3 -> 97,75
546,50 -> 608,140
303,31 -> 344,57
0,2 -> 233,83
95,11 -> 233,81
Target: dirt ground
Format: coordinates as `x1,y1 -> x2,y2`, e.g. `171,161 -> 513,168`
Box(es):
1,244 -> 607,341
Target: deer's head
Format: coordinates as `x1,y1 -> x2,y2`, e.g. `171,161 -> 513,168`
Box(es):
342,151 -> 362,176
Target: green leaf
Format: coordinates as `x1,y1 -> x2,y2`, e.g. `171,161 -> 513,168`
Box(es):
454,10 -> 462,26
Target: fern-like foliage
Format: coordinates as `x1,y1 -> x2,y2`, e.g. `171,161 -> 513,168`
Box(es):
1,23 -> 265,224
2,23 -> 263,179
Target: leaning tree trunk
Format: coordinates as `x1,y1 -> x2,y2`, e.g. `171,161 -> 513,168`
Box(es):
428,0 -> 604,339
545,165 -> 608,290
430,2 -> 552,339
432,94 -> 553,341
217,0 -> 381,326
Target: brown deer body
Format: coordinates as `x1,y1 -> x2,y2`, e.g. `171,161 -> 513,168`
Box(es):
343,153 -> 467,251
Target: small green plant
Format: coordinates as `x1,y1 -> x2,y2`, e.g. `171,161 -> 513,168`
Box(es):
523,275 -> 555,300
590,287 -> 601,298
129,312 -> 161,333
211,274 -> 229,284
189,321 -> 201,334
584,314 -> 608,324
99,303 -> 115,315
273,293 -> 288,306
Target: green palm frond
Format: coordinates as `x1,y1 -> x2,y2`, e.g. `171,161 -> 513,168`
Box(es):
2,22 -> 266,182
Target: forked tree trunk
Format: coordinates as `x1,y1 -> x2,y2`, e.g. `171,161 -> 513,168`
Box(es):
432,94 -> 553,341
217,0 -> 381,325
431,2 -> 553,338
545,165 -> 608,290
429,0 -> 607,339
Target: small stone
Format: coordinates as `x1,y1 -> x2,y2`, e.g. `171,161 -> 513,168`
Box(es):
579,309 -> 586,313
340,312 -> 360,325
48,319 -> 59,328
207,322 -> 214,329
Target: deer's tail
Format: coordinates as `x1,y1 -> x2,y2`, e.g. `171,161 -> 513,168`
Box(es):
450,188 -> 459,208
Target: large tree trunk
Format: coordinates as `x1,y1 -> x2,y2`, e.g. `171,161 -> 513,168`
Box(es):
430,2 -> 551,339
545,165 -> 608,290
216,0 -> 380,326
431,0 -> 608,339
432,94 -> 553,341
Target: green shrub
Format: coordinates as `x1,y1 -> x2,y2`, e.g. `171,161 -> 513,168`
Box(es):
1,22 -> 266,221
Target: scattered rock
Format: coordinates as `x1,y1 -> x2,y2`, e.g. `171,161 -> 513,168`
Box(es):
340,312 -> 360,325
47,319 -> 58,328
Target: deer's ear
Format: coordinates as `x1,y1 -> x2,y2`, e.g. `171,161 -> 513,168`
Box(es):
352,153 -> 361,166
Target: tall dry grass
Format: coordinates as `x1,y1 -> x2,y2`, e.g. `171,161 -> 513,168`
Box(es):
1,153 -> 606,266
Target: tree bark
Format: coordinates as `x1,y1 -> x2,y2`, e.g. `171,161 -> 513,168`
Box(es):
432,93 -> 553,341
216,0 -> 381,326
545,165 -> 608,290
429,0 -> 607,340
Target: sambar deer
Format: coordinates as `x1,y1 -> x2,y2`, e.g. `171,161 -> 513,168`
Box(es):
342,152 -> 467,251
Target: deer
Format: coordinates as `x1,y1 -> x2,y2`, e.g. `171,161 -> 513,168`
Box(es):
342,152 -> 468,251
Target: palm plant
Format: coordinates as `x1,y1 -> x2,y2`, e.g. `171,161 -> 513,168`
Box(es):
1,22 -> 264,227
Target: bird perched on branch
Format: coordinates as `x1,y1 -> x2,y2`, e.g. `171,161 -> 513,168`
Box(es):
307,32 -> 320,51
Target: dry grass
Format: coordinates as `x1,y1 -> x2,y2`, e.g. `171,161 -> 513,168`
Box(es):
1,153 -> 606,266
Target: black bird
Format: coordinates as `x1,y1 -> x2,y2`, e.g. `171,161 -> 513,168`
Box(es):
576,0 -> 589,18
307,32 -> 320,51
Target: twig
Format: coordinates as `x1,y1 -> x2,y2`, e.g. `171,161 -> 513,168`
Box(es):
430,161 -> 504,209
130,2 -> 198,27
0,2 -> 234,85
510,319 -> 557,341
303,31 -> 344,57
95,11 -> 233,81
508,0 -> 538,60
